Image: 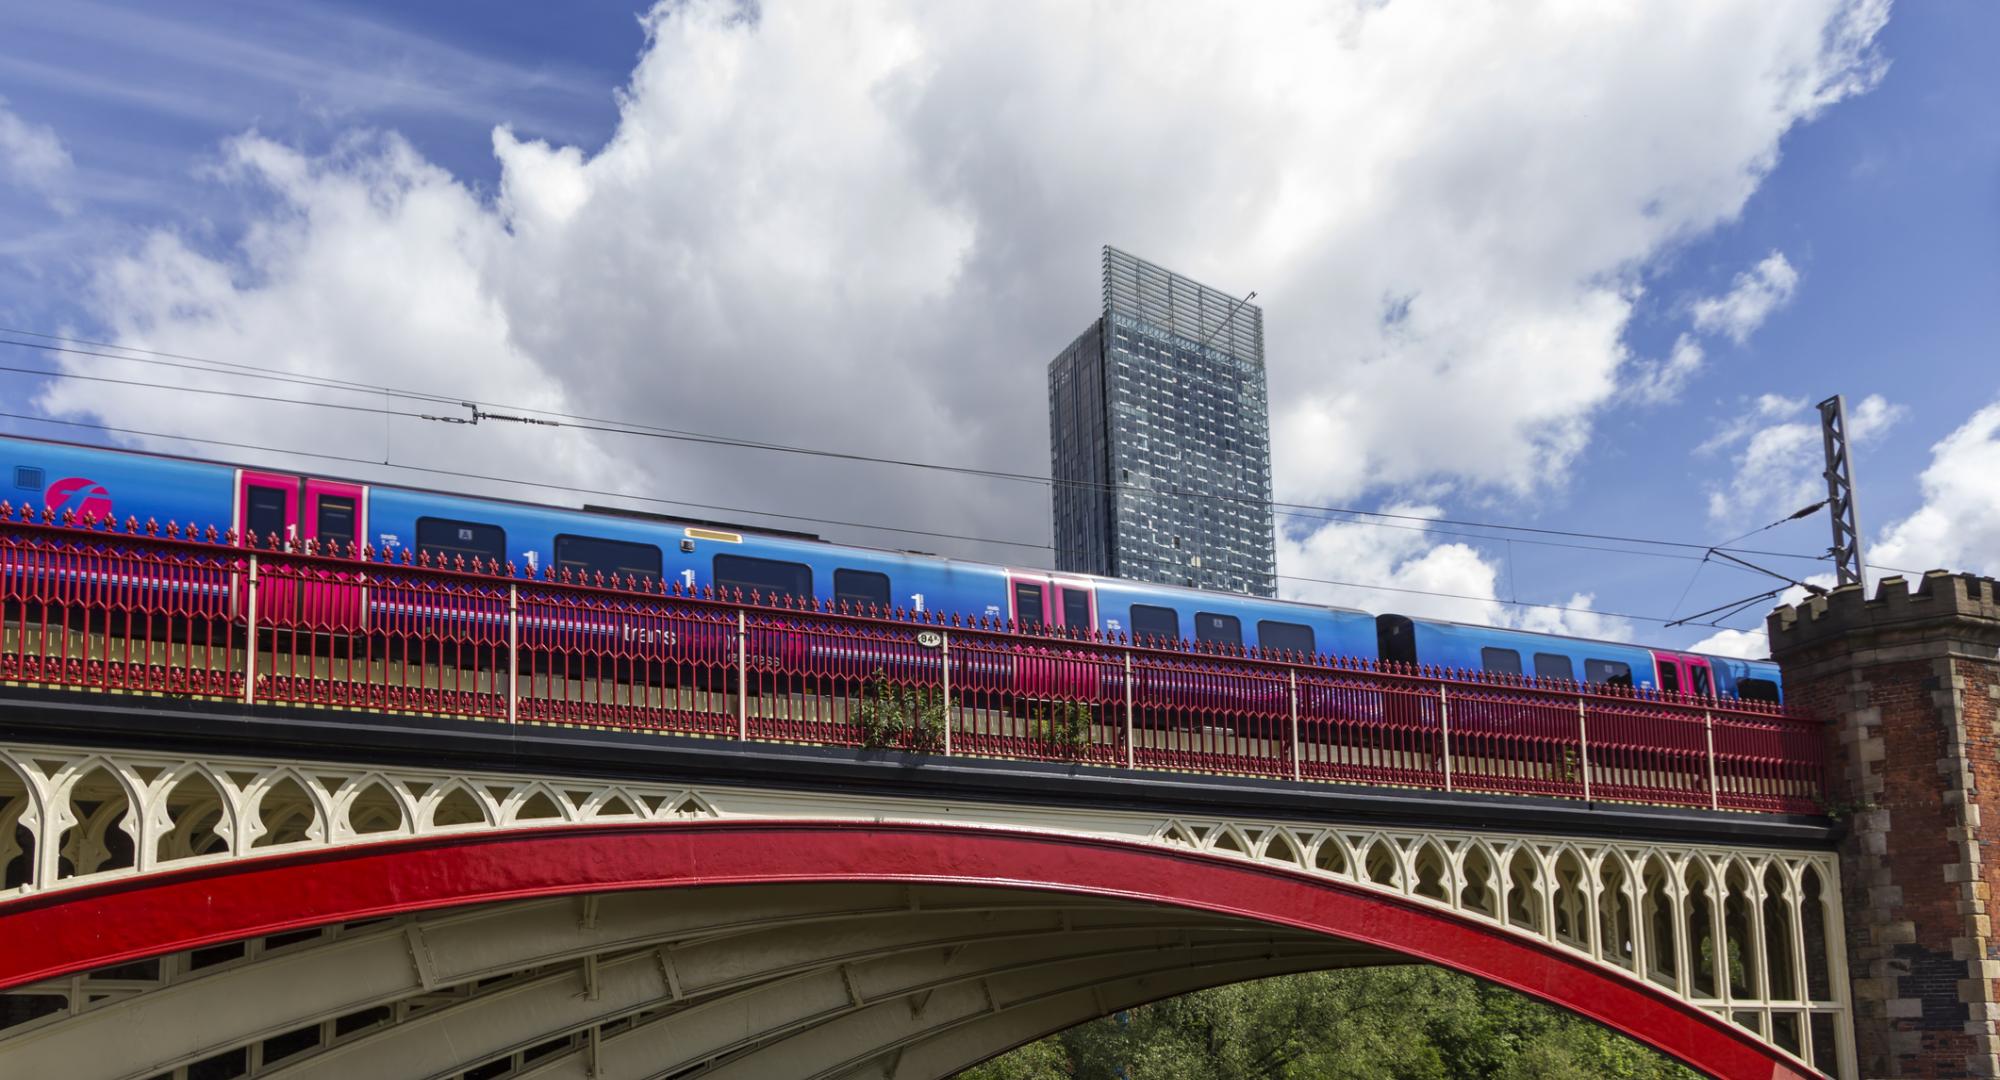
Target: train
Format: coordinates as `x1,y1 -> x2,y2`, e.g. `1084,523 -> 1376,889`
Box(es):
0,432 -> 1782,702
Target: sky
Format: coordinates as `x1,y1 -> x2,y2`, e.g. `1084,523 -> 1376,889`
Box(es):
0,0 -> 1995,660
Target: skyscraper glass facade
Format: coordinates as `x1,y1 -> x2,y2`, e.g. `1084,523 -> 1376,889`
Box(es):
1049,247 -> 1276,597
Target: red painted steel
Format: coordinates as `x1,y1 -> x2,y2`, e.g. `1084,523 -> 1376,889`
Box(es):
0,508 -> 1826,814
0,822 -> 1813,1079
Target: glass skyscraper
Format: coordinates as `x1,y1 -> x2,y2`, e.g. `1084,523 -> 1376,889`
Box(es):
1048,246 -> 1277,597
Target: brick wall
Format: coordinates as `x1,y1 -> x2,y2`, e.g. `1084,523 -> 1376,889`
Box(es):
1772,572 -> 2000,1078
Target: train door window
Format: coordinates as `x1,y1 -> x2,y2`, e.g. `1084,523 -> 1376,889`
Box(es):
1195,612 -> 1242,646
834,568 -> 891,609
1533,653 -> 1575,681
1130,604 -> 1179,642
415,518 -> 507,565
1257,620 -> 1316,656
557,535 -> 663,584
1737,677 -> 1780,703
712,553 -> 810,600
1376,615 -> 1417,666
1656,662 -> 1681,694
1585,659 -> 1633,687
245,486 -> 289,542
314,497 -> 356,545
1690,665 -> 1713,697
1059,588 -> 1091,628
1481,647 -> 1523,675
1012,581 -> 1044,627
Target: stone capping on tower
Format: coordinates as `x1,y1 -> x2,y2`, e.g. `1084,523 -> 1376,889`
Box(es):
1769,570 -> 2000,661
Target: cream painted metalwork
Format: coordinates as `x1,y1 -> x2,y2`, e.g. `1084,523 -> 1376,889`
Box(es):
0,741 -> 1851,1077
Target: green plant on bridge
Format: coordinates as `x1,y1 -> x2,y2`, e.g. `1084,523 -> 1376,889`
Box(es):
1027,700 -> 1095,759
856,668 -> 947,753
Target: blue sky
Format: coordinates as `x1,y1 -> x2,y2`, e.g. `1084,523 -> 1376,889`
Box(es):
0,0 -> 1994,657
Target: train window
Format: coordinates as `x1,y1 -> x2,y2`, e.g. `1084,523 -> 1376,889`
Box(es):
833,568 -> 891,609
1257,620 -> 1316,656
712,553 -> 809,600
1376,615 -> 1417,666
1013,582 -> 1045,627
416,518 -> 507,565
558,534 -> 663,584
1481,648 -> 1522,675
314,496 -> 356,543
1657,663 -> 1681,694
1533,653 -> 1575,681
1690,666 -> 1712,697
1585,659 -> 1633,687
1060,588 -> 1091,628
1130,604 -> 1180,642
1738,677 -> 1780,703
245,486 -> 288,542
1195,612 -> 1242,646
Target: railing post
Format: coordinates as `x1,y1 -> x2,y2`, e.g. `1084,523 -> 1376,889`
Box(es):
1124,651 -> 1135,769
940,630 -> 952,757
505,582 -> 519,725
1288,669 -> 1301,782
1577,697 -> 1592,802
1439,684 -> 1453,792
242,552 -> 258,706
736,609 -> 749,741
1704,709 -> 1720,810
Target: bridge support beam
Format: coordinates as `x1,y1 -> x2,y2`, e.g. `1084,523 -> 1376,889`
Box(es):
1773,571 -> 2000,1077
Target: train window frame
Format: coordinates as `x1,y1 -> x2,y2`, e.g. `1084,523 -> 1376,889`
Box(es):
1585,658 -> 1633,687
415,517 -> 507,566
556,534 -> 664,585
713,552 -> 811,601
1533,652 -> 1575,681
1013,581 -> 1045,627
1481,647 -> 1523,675
1195,611 -> 1242,647
1059,587 -> 1091,628
833,568 -> 891,609
1257,620 -> 1316,656
1658,663 -> 1681,694
1690,665 -> 1712,697
1129,604 -> 1180,642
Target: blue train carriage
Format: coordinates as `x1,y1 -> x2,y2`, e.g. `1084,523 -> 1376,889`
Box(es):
1379,613 -> 1781,702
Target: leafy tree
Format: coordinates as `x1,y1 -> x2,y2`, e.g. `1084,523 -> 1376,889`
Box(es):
954,968 -> 1697,1080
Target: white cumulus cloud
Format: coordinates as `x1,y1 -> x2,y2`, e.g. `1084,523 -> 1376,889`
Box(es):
1276,507 -> 1630,640
23,0 -> 1892,579
1704,392 -> 1903,526
1871,398 -> 2000,577
1691,250 -> 1801,345
0,98 -> 75,212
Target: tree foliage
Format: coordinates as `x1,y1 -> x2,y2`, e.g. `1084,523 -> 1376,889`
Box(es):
954,967 -> 1697,1080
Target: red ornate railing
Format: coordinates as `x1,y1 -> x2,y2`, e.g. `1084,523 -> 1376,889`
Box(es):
0,506 -> 1827,814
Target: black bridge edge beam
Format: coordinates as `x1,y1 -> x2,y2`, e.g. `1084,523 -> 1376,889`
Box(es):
0,688 -> 1836,849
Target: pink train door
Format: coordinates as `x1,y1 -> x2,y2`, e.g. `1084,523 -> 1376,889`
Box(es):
1008,574 -> 1050,631
1653,652 -> 1715,698
303,479 -> 365,631
238,470 -> 300,624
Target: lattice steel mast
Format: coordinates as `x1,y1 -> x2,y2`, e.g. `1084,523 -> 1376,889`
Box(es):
1818,394 -> 1869,588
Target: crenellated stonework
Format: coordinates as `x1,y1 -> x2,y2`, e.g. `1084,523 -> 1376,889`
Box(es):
1772,571 -> 2000,1078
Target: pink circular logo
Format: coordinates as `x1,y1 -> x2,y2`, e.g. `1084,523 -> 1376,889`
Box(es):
45,477 -> 113,521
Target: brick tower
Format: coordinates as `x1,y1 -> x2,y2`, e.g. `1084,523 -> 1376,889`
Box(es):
1771,572 -> 2000,1077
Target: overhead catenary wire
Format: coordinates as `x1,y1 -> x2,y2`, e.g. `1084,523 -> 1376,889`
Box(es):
0,333 -> 1840,566
0,408 -> 1761,629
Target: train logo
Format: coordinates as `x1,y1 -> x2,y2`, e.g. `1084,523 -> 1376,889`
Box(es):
44,477 -> 112,521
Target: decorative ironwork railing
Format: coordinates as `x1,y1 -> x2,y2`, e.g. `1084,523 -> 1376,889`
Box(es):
0,506 -> 1826,813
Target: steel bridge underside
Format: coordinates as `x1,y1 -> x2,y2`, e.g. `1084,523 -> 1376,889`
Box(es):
0,692 -> 1844,1080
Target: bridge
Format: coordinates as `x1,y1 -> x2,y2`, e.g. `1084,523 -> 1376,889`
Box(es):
0,508 -> 1994,1079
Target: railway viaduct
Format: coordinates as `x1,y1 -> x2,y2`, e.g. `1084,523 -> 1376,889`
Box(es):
0,511 -> 1996,1079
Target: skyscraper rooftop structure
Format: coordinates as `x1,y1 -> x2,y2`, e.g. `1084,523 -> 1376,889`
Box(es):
1048,246 -> 1277,598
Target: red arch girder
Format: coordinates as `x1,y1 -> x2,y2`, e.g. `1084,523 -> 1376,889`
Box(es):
0,822 -> 1808,1080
